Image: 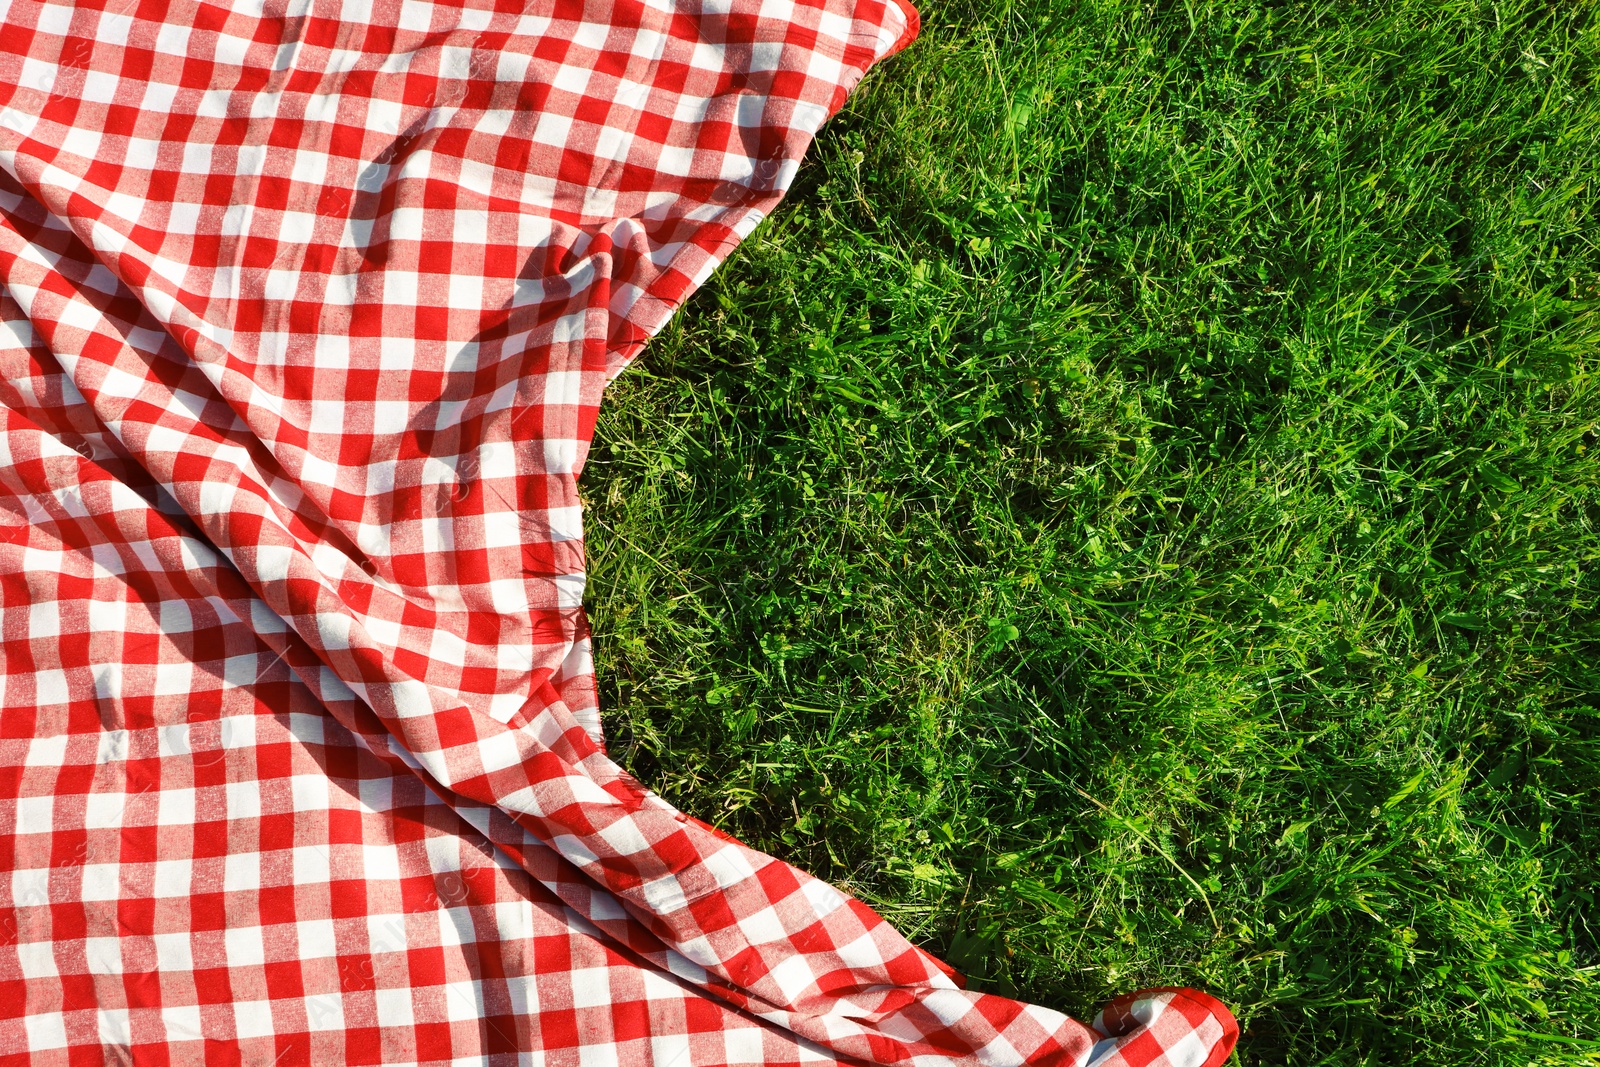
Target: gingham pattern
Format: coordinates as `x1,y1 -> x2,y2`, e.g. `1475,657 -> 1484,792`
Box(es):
1089,990 -> 1239,1067
0,0 -> 1240,1063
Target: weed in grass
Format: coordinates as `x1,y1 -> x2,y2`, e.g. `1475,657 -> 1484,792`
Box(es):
585,1 -> 1600,1063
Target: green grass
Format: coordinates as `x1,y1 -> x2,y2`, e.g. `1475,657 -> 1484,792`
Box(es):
582,1 -> 1600,1063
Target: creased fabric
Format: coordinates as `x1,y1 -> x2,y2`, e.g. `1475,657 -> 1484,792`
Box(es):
0,0 -> 1239,1064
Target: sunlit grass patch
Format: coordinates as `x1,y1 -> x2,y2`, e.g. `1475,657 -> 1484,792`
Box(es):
586,1 -> 1600,1063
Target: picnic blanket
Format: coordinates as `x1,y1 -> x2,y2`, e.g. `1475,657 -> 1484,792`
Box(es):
0,0 -> 1240,1063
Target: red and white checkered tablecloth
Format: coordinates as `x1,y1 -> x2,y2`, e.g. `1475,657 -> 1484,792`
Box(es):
0,0 -> 1240,1063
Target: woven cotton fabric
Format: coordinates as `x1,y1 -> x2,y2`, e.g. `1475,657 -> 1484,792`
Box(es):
0,0 -> 1240,1064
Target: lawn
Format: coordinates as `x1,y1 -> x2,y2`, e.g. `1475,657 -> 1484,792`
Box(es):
582,1 -> 1600,1063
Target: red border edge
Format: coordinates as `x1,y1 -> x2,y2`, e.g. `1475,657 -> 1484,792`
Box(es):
880,0 -> 920,58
